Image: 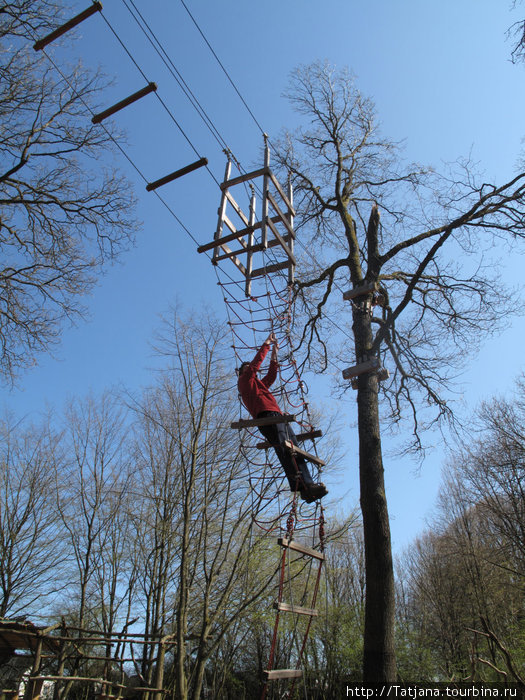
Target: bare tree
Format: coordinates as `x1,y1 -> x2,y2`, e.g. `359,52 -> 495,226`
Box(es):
0,412 -> 65,618
54,392 -> 132,633
0,0 -> 137,382
311,517 -> 365,687
449,380 -> 525,573
275,61 -> 525,680
129,312 -> 276,700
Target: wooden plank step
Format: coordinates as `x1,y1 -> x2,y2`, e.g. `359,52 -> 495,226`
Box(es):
214,245 -> 260,262
255,429 -> 322,449
342,357 -> 380,380
33,2 -> 102,51
268,171 -> 296,216
266,192 -> 296,238
251,260 -> 291,278
342,281 -> 378,301
283,440 -> 325,466
224,190 -> 250,226
92,83 -> 157,124
278,537 -> 325,561
263,669 -> 302,681
146,158 -> 208,191
212,242 -> 246,275
231,414 -> 295,430
220,167 -> 267,190
265,216 -> 296,264
273,601 -> 318,616
197,217 -> 284,255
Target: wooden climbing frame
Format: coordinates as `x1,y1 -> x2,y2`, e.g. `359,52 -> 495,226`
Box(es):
197,139 -> 296,296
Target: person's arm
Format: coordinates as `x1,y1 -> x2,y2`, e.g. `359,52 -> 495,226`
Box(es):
261,335 -> 279,388
245,335 -> 273,378
271,338 -> 278,364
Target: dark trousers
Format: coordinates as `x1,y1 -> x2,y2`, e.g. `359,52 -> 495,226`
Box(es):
257,411 -> 314,491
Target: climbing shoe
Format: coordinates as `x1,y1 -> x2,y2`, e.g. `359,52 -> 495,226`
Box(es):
300,483 -> 328,503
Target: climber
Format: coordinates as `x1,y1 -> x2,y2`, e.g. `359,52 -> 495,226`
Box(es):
237,332 -> 328,503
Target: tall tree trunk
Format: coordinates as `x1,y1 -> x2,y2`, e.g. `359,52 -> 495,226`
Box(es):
358,377 -> 396,681
354,289 -> 396,682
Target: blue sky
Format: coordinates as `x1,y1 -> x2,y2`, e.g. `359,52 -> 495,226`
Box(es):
5,0 -> 525,552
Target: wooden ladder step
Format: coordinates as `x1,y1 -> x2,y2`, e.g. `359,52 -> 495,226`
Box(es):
251,260 -> 291,278
273,601 -> 318,616
342,357 -> 380,380
278,537 -> 325,561
283,440 -> 325,466
342,281 -> 378,301
220,166 -> 267,190
230,414 -> 295,430
263,669 -> 302,681
255,429 -> 322,449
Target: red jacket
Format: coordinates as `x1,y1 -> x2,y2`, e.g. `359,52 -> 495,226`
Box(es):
238,342 -> 281,417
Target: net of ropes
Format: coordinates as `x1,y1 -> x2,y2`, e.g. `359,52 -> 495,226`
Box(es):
202,149 -> 328,698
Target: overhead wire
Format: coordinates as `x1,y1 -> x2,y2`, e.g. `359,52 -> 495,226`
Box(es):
29,5 -> 335,694
178,0 -> 267,139
103,2 -> 358,370
171,1 -> 364,353
119,0 -> 231,156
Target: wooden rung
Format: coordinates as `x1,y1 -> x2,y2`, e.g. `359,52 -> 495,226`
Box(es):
263,669 -> 302,681
220,167 -> 267,190
197,217 -> 284,255
278,537 -> 325,561
224,190 -> 250,226
266,191 -> 295,239
214,245 -> 261,262
256,429 -> 322,449
266,217 -> 296,264
222,212 -> 238,235
283,441 -> 325,466
146,158 -> 208,191
251,261 -> 291,278
33,2 -> 102,51
198,229 -> 249,255
268,171 -> 296,216
342,282 -> 379,301
342,358 -> 380,380
274,601 -> 318,616
92,83 -> 157,124
230,414 -> 295,430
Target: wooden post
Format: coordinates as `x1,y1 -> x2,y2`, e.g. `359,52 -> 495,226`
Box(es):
92,83 -> 157,124
261,136 -> 270,249
23,636 -> 43,700
287,176 -> 295,286
214,158 -> 232,264
245,188 -> 256,296
146,158 -> 207,191
153,641 -> 165,700
33,3 -> 102,51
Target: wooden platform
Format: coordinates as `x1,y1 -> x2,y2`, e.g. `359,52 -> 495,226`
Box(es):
273,601 -> 318,616
263,669 -> 302,680
342,357 -> 380,380
278,537 -> 325,561
198,143 -> 296,296
342,281 -> 378,301
283,440 -> 325,466
230,414 -> 295,430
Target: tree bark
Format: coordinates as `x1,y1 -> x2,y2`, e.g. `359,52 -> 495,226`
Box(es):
358,374 -> 396,681
353,204 -> 396,680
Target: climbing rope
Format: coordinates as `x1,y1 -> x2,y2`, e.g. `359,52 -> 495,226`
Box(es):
205,154 -> 327,699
